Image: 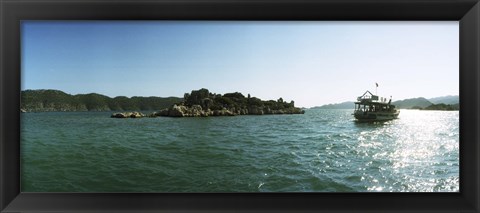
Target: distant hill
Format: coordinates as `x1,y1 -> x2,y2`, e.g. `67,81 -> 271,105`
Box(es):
314,95 -> 459,110
392,97 -> 433,109
313,98 -> 434,110
21,89 -> 182,112
313,97 -> 435,109
428,95 -> 459,105
312,101 -> 355,109
423,103 -> 459,111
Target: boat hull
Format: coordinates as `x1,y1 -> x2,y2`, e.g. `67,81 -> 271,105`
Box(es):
354,111 -> 399,122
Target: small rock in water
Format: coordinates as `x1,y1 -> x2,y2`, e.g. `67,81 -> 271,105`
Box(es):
111,111 -> 145,118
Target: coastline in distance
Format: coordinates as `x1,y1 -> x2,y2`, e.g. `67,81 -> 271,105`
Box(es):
21,88 -> 305,117
312,96 -> 459,111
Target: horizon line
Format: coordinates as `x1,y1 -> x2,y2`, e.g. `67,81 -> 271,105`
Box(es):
22,88 -> 460,108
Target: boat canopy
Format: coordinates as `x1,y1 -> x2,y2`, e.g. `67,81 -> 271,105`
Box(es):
356,90 -> 390,104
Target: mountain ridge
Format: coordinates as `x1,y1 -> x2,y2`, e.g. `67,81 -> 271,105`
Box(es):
313,95 -> 459,109
21,89 -> 305,114
21,89 -> 182,112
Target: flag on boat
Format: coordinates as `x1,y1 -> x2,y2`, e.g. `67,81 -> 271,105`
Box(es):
376,82 -> 378,87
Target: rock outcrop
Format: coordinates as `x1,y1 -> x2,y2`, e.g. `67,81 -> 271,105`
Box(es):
112,88 -> 305,118
111,111 -> 146,118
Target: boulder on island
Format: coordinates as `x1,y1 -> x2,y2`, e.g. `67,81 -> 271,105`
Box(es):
150,104 -> 213,117
111,111 -> 146,118
168,104 -> 187,117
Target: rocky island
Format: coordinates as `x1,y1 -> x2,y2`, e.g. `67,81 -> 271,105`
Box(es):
111,88 -> 305,118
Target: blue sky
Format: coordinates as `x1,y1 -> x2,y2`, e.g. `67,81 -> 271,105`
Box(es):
22,21 -> 458,108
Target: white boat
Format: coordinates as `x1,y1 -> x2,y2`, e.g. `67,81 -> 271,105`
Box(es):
353,91 -> 399,122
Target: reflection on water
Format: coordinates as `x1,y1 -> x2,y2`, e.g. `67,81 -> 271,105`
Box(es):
351,110 -> 459,192
21,109 -> 459,192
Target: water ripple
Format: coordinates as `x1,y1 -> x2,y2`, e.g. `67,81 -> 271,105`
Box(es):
21,109 -> 458,192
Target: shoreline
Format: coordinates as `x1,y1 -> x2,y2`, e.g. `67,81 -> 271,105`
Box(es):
111,103 -> 305,118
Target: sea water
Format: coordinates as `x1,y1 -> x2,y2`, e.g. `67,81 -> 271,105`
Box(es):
20,109 -> 459,192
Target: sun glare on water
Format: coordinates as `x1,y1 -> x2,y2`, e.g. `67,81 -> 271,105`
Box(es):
355,109 -> 459,192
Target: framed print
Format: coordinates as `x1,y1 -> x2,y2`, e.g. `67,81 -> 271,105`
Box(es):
1,0 -> 479,212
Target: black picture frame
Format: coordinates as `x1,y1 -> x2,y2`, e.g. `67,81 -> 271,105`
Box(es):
1,0 -> 479,212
